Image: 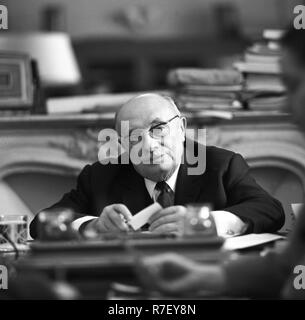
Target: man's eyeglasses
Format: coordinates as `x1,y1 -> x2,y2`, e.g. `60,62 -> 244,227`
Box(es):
124,115 -> 180,145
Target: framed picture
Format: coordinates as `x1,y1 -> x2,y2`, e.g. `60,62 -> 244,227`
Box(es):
0,52 -> 34,109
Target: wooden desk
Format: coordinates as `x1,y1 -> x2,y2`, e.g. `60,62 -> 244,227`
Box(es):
0,235 -> 286,299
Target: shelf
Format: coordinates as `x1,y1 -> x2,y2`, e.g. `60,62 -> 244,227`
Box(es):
0,111 -> 292,130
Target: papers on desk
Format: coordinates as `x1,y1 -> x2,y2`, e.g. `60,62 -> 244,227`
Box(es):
223,233 -> 285,251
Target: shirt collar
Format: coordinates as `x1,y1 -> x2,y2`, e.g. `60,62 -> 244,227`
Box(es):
144,164 -> 181,199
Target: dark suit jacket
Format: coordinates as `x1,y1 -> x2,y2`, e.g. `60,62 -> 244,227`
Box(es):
30,146 -> 285,238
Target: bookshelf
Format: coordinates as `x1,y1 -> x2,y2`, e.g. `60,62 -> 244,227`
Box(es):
73,36 -> 249,93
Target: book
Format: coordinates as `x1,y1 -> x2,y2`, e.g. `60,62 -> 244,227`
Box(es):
177,92 -> 238,100
168,68 -> 243,86
247,43 -> 281,56
245,52 -> 281,65
178,95 -> 236,105
248,95 -> 287,110
234,62 -> 281,75
245,74 -> 286,93
181,101 -> 243,113
179,84 -> 243,94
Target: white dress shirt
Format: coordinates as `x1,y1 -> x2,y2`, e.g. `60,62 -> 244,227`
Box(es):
144,164 -> 180,201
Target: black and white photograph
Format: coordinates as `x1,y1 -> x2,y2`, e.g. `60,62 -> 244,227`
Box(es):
0,0 -> 305,307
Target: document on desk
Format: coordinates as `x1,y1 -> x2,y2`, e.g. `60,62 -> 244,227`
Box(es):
128,203 -> 162,231
223,233 -> 286,251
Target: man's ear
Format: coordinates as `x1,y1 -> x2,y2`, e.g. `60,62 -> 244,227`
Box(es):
291,81 -> 305,132
180,117 -> 187,140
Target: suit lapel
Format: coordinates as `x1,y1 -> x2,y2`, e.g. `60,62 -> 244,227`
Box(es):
174,162 -> 203,205
174,143 -> 212,206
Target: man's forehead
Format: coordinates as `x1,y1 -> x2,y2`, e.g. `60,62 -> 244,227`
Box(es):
118,96 -> 175,125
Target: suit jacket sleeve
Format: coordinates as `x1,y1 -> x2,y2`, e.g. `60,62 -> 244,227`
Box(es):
29,165 -> 92,238
223,153 -> 285,233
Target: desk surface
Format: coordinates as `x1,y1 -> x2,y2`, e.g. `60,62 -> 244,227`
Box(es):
17,236 -> 225,271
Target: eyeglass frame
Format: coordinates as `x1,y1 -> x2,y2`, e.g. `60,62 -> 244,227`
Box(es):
120,114 -> 181,146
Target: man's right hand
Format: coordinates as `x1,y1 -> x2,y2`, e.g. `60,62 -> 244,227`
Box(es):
85,204 -> 133,233
135,253 -> 225,296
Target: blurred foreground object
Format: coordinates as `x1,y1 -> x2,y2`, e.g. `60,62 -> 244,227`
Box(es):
0,215 -> 28,254
37,209 -> 79,241
182,204 -> 217,237
135,253 -> 225,297
0,272 -> 80,300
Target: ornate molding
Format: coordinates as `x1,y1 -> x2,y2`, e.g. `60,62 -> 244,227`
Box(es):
48,129 -> 100,162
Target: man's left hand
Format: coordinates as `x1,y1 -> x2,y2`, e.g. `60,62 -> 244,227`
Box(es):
148,205 -> 186,234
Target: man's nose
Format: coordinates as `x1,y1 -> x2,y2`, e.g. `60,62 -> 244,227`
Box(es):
141,132 -> 159,153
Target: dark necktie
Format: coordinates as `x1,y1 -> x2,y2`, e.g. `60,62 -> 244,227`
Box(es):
155,181 -> 174,208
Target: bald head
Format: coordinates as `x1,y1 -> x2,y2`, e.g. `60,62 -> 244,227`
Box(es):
115,93 -> 180,131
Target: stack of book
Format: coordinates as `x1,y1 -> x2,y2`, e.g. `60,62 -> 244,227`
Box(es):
233,29 -> 287,111
167,68 -> 243,118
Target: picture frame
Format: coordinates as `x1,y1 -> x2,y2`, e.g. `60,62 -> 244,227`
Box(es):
0,52 -> 34,109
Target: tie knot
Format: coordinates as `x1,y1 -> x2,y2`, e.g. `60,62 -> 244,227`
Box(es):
155,181 -> 171,193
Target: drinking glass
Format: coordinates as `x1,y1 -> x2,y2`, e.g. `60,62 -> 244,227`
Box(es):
182,204 -> 217,237
0,215 -> 28,252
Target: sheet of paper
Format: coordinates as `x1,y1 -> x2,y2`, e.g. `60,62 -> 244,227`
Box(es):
128,203 -> 162,231
291,203 -> 304,218
223,233 -> 286,251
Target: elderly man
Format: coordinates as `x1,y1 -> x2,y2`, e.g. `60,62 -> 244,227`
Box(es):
30,93 -> 284,238
136,28 -> 305,299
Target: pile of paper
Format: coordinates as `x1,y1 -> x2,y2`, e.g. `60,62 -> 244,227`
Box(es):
234,29 -> 287,112
167,68 -> 243,119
